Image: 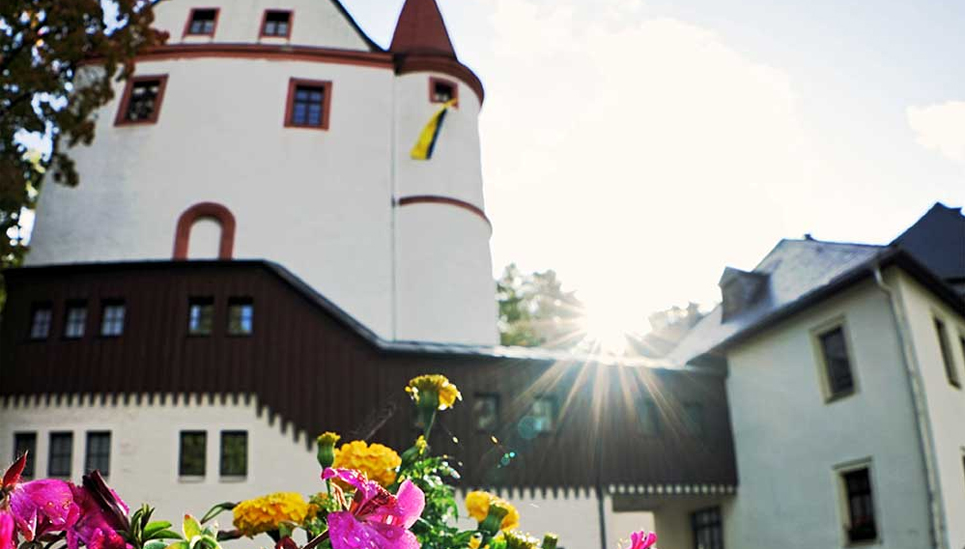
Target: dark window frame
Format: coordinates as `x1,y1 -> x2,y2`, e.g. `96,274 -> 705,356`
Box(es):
227,298 -> 254,336
99,300 -> 126,338
188,297 -> 215,337
219,431 -> 248,477
114,75 -> 169,127
63,301 -> 88,340
28,303 -> 53,341
933,317 -> 960,389
85,431 -> 111,476
260,10 -> 293,38
691,506 -> 724,549
472,393 -> 500,433
428,77 -> 458,106
815,323 -> 856,401
13,432 -> 37,479
841,467 -> 878,544
48,432 -> 73,478
183,7 -> 220,37
528,395 -> 557,435
284,78 -> 333,130
179,431 -> 207,477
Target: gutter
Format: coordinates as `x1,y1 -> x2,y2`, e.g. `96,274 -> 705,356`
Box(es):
872,265 -> 947,549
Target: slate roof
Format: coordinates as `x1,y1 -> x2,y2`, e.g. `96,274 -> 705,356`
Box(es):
893,202 -> 965,283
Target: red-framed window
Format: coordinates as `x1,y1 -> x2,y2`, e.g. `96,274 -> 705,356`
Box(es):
429,76 -> 458,106
114,75 -> 169,126
284,78 -> 333,130
183,8 -> 220,37
260,10 -> 293,38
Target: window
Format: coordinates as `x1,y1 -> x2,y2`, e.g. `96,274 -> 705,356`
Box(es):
48,432 -> 73,477
473,394 -> 499,432
530,397 -> 555,433
220,431 -> 248,477
684,403 -> 705,436
85,432 -> 111,476
64,302 -> 88,339
29,305 -> 52,340
691,507 -> 723,549
179,431 -> 207,476
429,77 -> 458,104
227,299 -> 254,336
100,301 -> 126,337
285,79 -> 332,130
13,433 -> 37,479
817,326 -> 855,399
261,10 -> 292,38
116,76 -> 168,125
934,318 -> 959,388
637,399 -> 661,436
841,467 -> 877,543
188,298 -> 214,336
185,8 -> 218,36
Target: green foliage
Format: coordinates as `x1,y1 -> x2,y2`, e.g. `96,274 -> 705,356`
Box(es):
496,263 -> 585,348
396,453 -> 459,549
124,505 -> 183,549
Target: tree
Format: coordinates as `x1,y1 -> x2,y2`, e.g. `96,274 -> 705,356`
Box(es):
1,0 -> 167,273
496,263 -> 586,349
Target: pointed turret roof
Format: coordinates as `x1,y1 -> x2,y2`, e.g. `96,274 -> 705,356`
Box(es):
390,0 -> 457,58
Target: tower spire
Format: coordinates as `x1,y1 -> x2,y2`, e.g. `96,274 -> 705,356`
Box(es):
390,0 -> 456,58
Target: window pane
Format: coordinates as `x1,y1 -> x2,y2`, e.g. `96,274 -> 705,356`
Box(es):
64,305 -> 87,339
101,303 -> 126,337
691,507 -> 723,549
125,81 -> 161,122
434,82 -> 454,102
820,327 -> 854,396
473,394 -> 499,432
263,12 -> 290,36
85,432 -> 111,476
14,433 -> 37,478
227,300 -> 254,335
531,398 -> 555,433
48,432 -> 73,477
934,318 -> 959,387
843,468 -> 877,542
189,299 -> 214,335
179,431 -> 206,476
220,431 -> 248,476
290,85 -> 325,127
188,10 -> 216,34
29,307 -> 52,340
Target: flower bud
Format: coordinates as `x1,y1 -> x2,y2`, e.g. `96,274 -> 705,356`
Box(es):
541,534 -> 559,549
316,432 -> 340,470
479,502 -> 511,536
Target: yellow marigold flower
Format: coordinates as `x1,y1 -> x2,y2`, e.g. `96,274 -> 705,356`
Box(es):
465,491 -> 520,531
232,492 -> 309,537
332,440 -> 401,488
406,374 -> 462,410
468,535 -> 482,549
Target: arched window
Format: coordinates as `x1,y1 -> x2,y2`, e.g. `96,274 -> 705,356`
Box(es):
173,202 -> 236,260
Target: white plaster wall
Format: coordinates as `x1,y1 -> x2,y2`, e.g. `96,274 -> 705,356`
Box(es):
395,205 -> 498,345
722,280 -> 934,548
153,0 -> 370,50
894,271 -> 965,549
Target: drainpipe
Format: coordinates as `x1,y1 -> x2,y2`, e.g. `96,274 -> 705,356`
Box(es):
873,265 -> 947,549
596,484 -> 608,549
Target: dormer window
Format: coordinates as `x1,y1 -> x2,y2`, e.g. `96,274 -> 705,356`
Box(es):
718,267 -> 768,321
429,77 -> 457,105
116,76 -> 168,126
261,10 -> 292,38
185,8 -> 219,36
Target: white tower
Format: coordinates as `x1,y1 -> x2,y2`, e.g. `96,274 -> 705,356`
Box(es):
25,0 -> 498,345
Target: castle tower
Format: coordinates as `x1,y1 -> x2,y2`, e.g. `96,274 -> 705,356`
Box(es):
25,0 -> 497,345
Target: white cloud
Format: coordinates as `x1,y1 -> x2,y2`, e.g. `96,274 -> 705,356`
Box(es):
907,101 -> 965,165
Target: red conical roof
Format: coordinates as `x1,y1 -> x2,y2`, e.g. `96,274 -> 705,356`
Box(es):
390,0 -> 456,58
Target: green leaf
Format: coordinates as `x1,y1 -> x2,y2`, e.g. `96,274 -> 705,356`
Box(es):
144,522 -> 173,539
182,516 -> 202,540
165,542 -> 190,549
199,503 -> 236,525
144,541 -> 167,549
147,530 -> 183,542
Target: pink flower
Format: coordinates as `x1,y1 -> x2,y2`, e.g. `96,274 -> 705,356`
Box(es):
67,484 -> 130,549
7,479 -> 80,541
629,530 -> 657,549
1,512 -> 15,549
321,468 -> 425,549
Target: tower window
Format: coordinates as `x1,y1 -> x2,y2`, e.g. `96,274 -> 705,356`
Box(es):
285,79 -> 332,130
220,431 -> 248,477
188,298 -> 215,336
48,432 -> 73,478
841,467 -> 878,543
473,394 -> 499,432
185,8 -> 219,36
85,431 -> 111,476
64,302 -> 88,339
13,433 -> 37,479
116,76 -> 168,126
179,431 -> 207,477
691,507 -> 724,549
29,304 -> 52,340
816,325 -> 855,400
261,10 -> 292,38
227,298 -> 254,336
429,77 -> 458,105
100,301 -> 126,337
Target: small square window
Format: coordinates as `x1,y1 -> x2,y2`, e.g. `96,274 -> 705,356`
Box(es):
188,298 -> 214,336
261,10 -> 292,38
100,301 -> 126,337
637,399 -> 661,436
934,317 -> 959,388
179,431 -> 206,477
473,394 -> 499,432
691,507 -> 723,549
529,397 -> 555,434
285,79 -> 331,130
186,8 -> 218,36
430,78 -> 457,105
841,467 -> 878,543
817,326 -> 855,399
227,299 -> 254,336
48,432 -> 73,478
13,432 -> 37,479
64,303 -> 87,339
117,76 -> 168,125
29,305 -> 52,340
220,431 -> 248,477
85,431 -> 111,476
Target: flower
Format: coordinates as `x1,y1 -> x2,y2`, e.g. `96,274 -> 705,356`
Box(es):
7,479 -> 80,541
332,441 -> 401,488
67,484 -> 129,549
232,493 -> 309,537
0,513 -> 15,549
321,468 -> 424,549
627,530 -> 658,549
405,375 -> 462,411
503,530 -> 540,549
316,432 -> 341,470
465,491 -> 519,532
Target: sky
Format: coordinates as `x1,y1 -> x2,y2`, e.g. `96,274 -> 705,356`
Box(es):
341,0 -> 965,332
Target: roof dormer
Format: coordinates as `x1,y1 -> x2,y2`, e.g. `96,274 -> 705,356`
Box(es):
719,267 -> 769,321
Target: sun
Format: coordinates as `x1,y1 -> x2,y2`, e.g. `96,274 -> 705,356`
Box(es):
577,296 -> 637,355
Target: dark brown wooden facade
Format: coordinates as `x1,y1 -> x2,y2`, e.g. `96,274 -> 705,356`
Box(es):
0,261 -> 737,491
